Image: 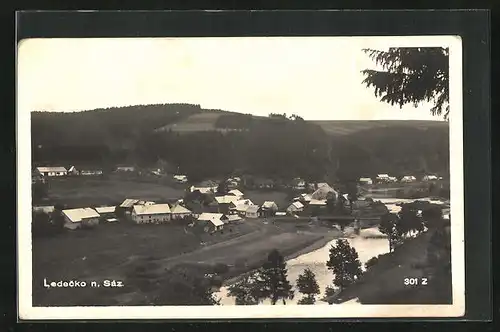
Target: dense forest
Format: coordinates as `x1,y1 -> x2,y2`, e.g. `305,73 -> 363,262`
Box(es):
31,104 -> 450,183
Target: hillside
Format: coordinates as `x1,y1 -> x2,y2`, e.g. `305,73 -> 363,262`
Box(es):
31,104 -> 449,182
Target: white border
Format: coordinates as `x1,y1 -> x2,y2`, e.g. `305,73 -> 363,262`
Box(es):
17,35 -> 464,320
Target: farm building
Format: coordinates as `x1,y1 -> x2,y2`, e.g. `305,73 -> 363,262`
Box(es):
95,206 -> 116,220
287,201 -> 304,214
173,174 -> 188,183
401,175 -> 417,182
132,204 -> 171,224
423,175 -> 438,181
62,208 -> 100,230
358,177 -> 373,185
311,183 -> 338,200
228,189 -> 244,199
170,204 -> 192,220
245,205 -> 260,219
197,213 -> 227,232
261,201 -> 279,217
36,166 -> 68,177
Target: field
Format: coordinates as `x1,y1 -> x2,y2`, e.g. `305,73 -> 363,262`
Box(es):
313,120 -> 448,136
154,112 -> 447,136
44,177 -> 186,207
32,218 -> 341,306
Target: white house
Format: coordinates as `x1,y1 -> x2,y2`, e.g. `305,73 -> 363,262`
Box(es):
287,201 -> 304,214
293,178 -> 306,190
36,166 -> 68,177
132,204 -> 171,224
173,174 -> 188,183
229,199 -> 255,215
95,206 -> 116,219
190,186 -> 216,194
376,174 -> 390,182
359,177 -> 373,185
401,175 -> 417,183
245,205 -> 260,219
261,201 -> 279,217
170,204 -> 192,220
62,208 -> 100,230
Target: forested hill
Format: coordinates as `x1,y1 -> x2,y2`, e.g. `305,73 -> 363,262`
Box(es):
31,104 -> 449,182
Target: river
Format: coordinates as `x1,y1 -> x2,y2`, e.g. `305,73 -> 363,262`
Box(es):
215,197 -> 447,305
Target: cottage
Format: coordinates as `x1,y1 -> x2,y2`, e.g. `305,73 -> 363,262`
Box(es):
401,175 -> 417,183
287,201 -> 304,214
197,213 -> 227,232
173,174 -> 188,183
170,204 -> 192,220
261,201 -> 278,217
62,208 -> 100,230
311,183 -> 337,201
132,204 -> 171,224
36,166 -> 68,177
358,177 -> 373,185
229,199 -> 255,215
245,205 -> 260,219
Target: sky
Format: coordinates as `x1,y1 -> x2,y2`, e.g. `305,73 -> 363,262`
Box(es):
17,37 -> 447,121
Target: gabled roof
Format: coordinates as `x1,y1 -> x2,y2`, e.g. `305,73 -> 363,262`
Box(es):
62,208 -> 100,223
171,204 -> 192,214
95,206 -> 116,214
198,213 -> 225,224
245,205 -> 260,214
36,166 -> 68,173
231,199 -> 254,207
215,195 -> 240,204
120,199 -> 140,208
262,201 -> 278,209
309,199 -> 327,206
133,204 -> 171,215
228,189 -> 244,197
289,201 -> 304,209
311,184 -> 337,200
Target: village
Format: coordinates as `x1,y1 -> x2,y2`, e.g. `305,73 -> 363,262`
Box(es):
32,165 -> 448,234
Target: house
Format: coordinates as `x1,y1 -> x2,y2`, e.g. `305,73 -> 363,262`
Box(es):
376,174 -> 390,182
228,189 -> 244,199
68,166 -> 79,175
36,166 -> 68,177
358,177 -> 373,185
245,205 -> 260,219
197,213 -> 227,232
33,205 -> 55,214
132,204 -> 171,224
226,214 -> 243,223
287,201 -> 304,214
293,178 -> 306,190
95,206 -> 116,219
215,195 -> 240,205
388,176 -> 398,183
401,175 -> 417,183
80,169 -> 103,176
190,186 -> 216,194
62,208 -> 100,230
423,175 -> 438,181
116,166 -> 135,172
173,174 -> 188,183
261,201 -> 278,217
311,183 -> 338,201
230,199 -> 255,216
170,204 -> 192,220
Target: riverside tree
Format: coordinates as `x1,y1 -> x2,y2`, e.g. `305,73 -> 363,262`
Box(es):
379,212 -> 402,252
296,268 -> 320,305
326,239 -> 363,292
361,47 -> 450,119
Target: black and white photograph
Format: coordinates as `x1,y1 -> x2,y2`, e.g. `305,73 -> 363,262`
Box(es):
18,35 -> 465,319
